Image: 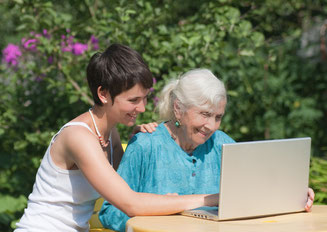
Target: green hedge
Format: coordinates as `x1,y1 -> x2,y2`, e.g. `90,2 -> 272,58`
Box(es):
1,1 -> 326,231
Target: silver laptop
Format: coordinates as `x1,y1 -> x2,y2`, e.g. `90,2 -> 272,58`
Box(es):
182,137 -> 311,221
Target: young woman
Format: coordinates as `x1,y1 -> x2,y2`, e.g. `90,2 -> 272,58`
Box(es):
14,44 -> 218,232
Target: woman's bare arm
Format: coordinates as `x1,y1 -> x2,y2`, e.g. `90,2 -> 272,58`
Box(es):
63,126 -> 218,217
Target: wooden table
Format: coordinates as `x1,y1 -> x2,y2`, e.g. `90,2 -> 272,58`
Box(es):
126,205 -> 327,232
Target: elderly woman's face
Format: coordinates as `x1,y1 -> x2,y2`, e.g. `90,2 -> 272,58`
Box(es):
179,100 -> 226,148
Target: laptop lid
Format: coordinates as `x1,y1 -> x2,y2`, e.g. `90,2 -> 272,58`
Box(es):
218,137 -> 311,220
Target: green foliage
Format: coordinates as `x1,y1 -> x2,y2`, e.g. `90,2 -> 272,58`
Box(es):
310,157 -> 327,204
0,0 -> 327,231
0,195 -> 27,230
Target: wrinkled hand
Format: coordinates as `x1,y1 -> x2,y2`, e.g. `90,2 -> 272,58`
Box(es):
305,187 -> 315,212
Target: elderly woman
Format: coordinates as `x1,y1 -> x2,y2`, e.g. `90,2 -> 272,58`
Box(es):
98,69 -> 235,231
99,68 -> 315,232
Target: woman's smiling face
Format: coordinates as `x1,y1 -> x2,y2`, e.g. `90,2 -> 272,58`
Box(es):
177,100 -> 226,149
109,83 -> 149,126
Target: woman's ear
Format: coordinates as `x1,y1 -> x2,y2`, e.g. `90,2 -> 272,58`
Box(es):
97,86 -> 110,104
173,100 -> 182,120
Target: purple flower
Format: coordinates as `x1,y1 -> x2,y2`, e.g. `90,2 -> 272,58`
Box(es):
90,35 -> 98,44
48,56 -> 53,64
2,44 -> 22,66
153,77 -> 157,85
67,36 -> 74,44
61,36 -> 73,52
72,43 -> 88,55
35,73 -> 46,82
61,43 -> 73,52
22,38 -> 38,51
90,35 -> 99,51
35,76 -> 43,82
153,96 -> 159,106
21,30 -> 51,52
92,43 -> 99,50
61,35 -> 75,52
42,29 -> 51,39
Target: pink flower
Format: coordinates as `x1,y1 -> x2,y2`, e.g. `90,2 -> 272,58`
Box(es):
61,43 -> 73,52
92,43 -> 99,50
22,38 -> 38,51
35,76 -> 43,82
42,29 -> 51,39
72,43 -> 88,55
90,35 -> 98,44
153,96 -> 159,106
67,36 -> 74,44
60,35 -> 74,52
90,35 -> 99,51
48,56 -> 53,64
2,44 -> 22,66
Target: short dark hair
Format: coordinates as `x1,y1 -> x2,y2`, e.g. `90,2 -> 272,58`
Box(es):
87,44 -> 153,105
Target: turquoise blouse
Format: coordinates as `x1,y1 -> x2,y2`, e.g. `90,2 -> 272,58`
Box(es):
99,122 -> 235,232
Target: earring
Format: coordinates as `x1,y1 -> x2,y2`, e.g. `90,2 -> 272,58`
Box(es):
104,100 -> 107,103
175,120 -> 181,128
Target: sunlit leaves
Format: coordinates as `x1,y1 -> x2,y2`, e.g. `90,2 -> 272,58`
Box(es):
1,1 -> 327,231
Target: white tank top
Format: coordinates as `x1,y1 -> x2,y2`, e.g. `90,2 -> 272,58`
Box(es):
15,122 -> 111,232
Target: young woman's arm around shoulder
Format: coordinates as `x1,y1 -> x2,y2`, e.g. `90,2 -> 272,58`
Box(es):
62,125 -> 218,217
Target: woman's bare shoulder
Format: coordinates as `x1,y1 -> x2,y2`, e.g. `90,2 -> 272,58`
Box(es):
59,125 -> 97,150
50,122 -> 98,168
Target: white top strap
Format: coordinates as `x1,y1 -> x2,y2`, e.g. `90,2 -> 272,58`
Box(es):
50,122 -> 114,166
51,122 -> 94,143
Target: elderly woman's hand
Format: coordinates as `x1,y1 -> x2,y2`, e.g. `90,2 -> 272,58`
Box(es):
305,187 -> 315,212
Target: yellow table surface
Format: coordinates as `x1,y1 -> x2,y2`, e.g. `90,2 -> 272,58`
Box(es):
126,205 -> 327,232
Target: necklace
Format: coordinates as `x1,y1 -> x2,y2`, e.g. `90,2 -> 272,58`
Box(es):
89,108 -> 110,148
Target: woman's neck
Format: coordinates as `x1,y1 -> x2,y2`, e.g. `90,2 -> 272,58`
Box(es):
90,106 -> 114,142
165,121 -> 195,154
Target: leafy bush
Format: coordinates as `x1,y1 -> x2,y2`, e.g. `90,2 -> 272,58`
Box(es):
0,0 -> 326,231
310,157 -> 327,204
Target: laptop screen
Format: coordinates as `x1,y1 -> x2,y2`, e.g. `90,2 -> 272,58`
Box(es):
218,137 -> 311,220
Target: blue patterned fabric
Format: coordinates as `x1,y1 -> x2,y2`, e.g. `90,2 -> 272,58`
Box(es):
99,122 -> 235,232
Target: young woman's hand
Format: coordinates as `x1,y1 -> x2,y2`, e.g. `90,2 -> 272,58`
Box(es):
130,122 -> 158,138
